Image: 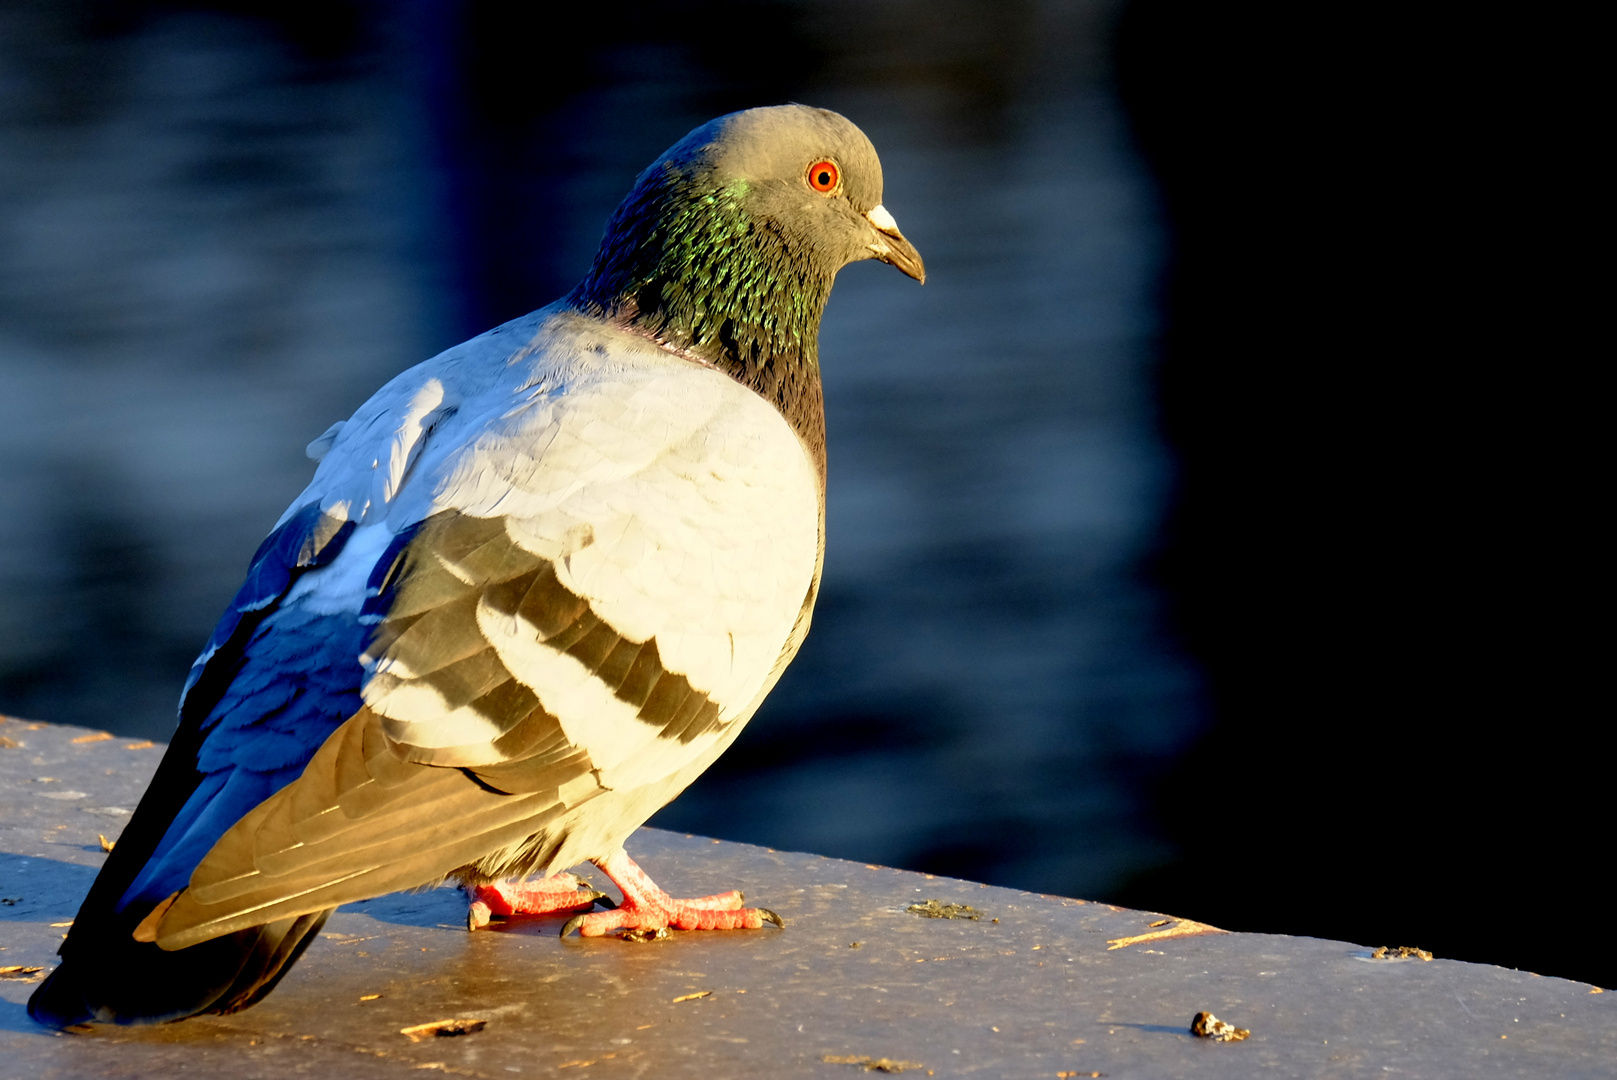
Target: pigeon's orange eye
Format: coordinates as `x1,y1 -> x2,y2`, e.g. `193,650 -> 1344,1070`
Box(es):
806,160 -> 839,194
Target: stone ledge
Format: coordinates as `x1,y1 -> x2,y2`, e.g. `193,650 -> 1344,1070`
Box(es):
2,716 -> 1611,1078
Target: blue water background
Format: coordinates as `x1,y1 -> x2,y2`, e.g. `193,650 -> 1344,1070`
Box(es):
0,2 -> 1204,904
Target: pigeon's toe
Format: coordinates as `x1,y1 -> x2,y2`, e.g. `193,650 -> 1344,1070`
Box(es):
464,873 -> 605,930
558,851 -> 782,937
559,897 -> 779,937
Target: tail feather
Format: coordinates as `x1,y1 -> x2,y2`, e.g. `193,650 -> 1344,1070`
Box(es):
28,902 -> 332,1027
212,910 -> 331,1016
27,505 -> 360,1027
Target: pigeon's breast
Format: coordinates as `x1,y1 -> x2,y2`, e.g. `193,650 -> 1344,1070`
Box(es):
363,322 -> 823,794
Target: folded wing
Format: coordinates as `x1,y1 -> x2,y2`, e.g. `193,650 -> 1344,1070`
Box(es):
146,316 -> 822,950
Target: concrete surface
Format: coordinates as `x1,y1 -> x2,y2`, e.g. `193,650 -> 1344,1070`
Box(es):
2,716 -> 1611,1078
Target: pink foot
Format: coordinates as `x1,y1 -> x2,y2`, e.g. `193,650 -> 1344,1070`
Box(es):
465,872 -> 607,930
560,849 -> 785,938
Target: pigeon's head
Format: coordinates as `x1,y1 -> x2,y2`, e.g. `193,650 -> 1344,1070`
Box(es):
571,105 -> 922,373
681,105 -> 926,285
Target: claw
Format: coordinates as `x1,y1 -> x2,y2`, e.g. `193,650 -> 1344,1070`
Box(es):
467,900 -> 493,932
560,913 -> 590,939
758,907 -> 785,928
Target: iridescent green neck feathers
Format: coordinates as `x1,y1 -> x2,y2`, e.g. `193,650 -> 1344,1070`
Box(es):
568,164 -> 831,465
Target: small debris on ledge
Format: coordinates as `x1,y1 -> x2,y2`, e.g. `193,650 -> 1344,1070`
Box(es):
1106,917 -> 1224,950
399,1018 -> 488,1042
821,1053 -> 929,1073
1190,1011 -> 1250,1042
906,899 -> 982,920
0,965 -> 46,981
1371,946 -> 1434,961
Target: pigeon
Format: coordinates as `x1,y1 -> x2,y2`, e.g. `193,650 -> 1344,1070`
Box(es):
28,104 -> 923,1027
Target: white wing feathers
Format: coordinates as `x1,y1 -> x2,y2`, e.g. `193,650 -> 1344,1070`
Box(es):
280,306 -> 820,791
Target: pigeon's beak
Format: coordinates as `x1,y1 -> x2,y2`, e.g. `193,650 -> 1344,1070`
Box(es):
865,205 -> 925,284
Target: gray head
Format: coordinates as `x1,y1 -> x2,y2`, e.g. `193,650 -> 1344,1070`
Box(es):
569,106 -> 923,463
571,106 -> 923,361
681,105 -> 925,283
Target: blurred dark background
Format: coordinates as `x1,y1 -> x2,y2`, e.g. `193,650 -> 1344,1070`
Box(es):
0,2 -> 1602,986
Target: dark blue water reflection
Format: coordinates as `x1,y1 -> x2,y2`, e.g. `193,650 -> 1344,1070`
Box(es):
0,3 -> 1202,904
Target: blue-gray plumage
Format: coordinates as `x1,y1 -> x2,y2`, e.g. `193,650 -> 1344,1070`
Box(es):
29,104 -> 922,1027
121,506 -> 362,912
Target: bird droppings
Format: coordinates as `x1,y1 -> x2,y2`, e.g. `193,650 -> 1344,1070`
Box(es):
1371,946 -> 1434,961
670,991 -> 711,1003
400,1018 -> 488,1042
821,1053 -> 930,1073
619,927 -> 672,943
907,900 -> 982,921
1190,1012 -> 1251,1042
0,965 -> 46,981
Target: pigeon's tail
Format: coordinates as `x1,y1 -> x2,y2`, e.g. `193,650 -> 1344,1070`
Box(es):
26,688 -> 332,1028
26,504 -> 363,1029
27,903 -> 332,1026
